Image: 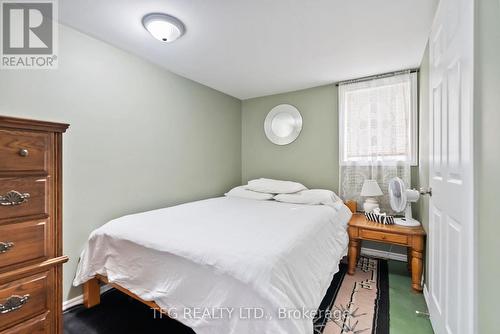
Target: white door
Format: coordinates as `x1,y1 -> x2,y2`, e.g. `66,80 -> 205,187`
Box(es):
427,0 -> 475,333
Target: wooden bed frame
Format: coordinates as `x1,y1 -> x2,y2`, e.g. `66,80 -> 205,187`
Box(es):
83,202 -> 358,311
83,275 -> 162,311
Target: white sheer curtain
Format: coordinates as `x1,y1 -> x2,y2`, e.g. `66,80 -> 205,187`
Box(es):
338,71 -> 417,213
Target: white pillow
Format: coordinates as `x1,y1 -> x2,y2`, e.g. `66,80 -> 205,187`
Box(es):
225,186 -> 274,200
246,178 -> 307,194
274,189 -> 342,206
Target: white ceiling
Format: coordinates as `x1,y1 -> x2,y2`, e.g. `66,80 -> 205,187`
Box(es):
59,0 -> 437,99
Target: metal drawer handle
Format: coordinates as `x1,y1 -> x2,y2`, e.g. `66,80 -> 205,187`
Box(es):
0,191 -> 30,206
18,149 -> 29,157
0,294 -> 30,314
0,242 -> 14,253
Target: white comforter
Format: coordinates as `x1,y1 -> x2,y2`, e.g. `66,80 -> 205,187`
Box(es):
74,197 -> 351,334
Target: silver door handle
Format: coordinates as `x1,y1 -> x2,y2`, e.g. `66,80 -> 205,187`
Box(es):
419,187 -> 432,196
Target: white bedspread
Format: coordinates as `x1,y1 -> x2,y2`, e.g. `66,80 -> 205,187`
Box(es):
74,197 -> 351,334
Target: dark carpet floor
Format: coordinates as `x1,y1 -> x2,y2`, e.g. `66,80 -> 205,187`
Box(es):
64,259 -> 389,334
63,290 -> 195,334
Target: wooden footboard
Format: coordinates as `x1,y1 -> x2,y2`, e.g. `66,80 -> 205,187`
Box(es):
83,275 -> 163,312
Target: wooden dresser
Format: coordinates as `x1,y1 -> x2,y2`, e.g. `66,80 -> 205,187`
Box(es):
0,116 -> 68,333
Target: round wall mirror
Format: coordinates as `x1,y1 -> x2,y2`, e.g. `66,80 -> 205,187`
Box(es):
264,104 -> 303,145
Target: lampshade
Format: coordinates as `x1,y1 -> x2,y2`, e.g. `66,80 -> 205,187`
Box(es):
360,179 -> 383,197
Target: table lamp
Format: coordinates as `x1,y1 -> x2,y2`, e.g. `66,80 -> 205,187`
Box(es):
360,179 -> 383,212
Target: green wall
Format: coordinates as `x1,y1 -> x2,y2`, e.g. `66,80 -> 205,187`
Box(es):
242,84 -> 339,190
475,0 -> 500,331
0,24 -> 242,301
241,83 -> 427,256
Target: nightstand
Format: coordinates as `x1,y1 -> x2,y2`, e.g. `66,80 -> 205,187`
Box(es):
347,213 -> 426,292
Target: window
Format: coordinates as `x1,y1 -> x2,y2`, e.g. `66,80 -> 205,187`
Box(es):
339,72 -> 418,165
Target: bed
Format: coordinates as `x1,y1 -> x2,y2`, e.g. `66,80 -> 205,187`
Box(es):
73,196 -> 352,334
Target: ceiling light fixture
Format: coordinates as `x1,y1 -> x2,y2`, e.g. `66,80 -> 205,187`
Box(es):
142,13 -> 185,43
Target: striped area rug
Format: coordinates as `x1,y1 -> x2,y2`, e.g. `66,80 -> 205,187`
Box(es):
314,257 -> 389,334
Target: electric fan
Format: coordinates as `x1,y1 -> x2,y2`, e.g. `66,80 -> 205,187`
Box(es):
388,177 -> 421,227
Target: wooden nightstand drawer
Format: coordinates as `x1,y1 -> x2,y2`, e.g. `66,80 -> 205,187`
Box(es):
347,213 -> 426,292
360,229 -> 408,245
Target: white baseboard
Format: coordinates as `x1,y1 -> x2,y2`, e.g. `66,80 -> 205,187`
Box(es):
63,284 -> 112,311
361,247 -> 407,262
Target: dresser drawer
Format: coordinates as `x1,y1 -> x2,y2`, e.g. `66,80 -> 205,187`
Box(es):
0,130 -> 50,174
360,229 -> 408,245
0,312 -> 49,334
0,220 -> 48,271
0,271 -> 51,331
0,177 -> 48,220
